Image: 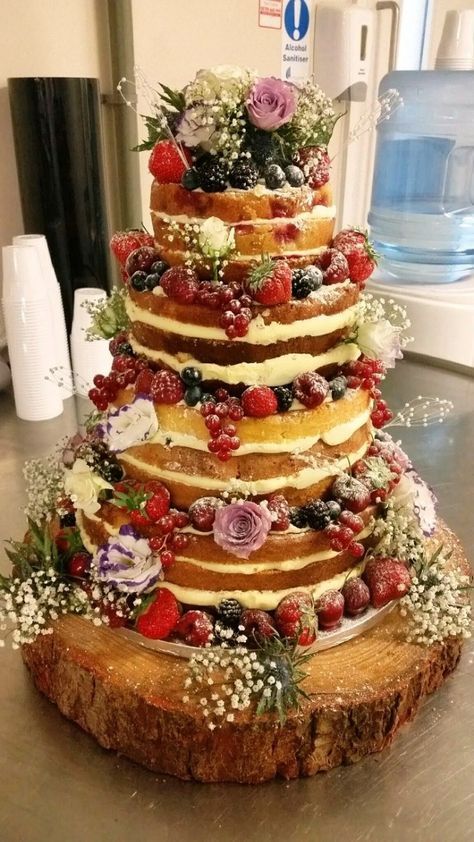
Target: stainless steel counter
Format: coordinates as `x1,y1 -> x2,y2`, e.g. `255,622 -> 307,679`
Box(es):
0,358 -> 473,842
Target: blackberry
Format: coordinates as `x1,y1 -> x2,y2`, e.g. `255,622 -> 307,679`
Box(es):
330,375 -> 347,401
229,160 -> 259,190
264,163 -> 286,190
273,385 -> 293,412
285,164 -> 305,187
216,598 -> 243,628
184,385 -> 202,407
291,265 -> 324,299
181,366 -> 202,387
289,506 -> 308,529
130,271 -> 148,292
59,511 -> 76,528
181,167 -> 201,190
304,500 -> 332,530
198,157 -> 229,193
326,500 -> 342,521
250,130 -> 278,168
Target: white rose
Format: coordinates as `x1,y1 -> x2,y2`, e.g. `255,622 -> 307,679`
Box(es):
103,397 -> 159,453
198,217 -> 235,257
195,65 -> 246,94
357,319 -> 403,368
64,459 -> 112,517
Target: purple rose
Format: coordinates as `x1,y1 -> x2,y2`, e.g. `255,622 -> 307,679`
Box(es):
246,77 -> 297,131
213,501 -> 272,559
95,525 -> 163,594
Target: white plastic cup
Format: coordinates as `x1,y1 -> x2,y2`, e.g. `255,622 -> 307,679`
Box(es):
2,245 -> 63,421
70,287 -> 112,397
435,10 -> 474,70
13,234 -> 73,397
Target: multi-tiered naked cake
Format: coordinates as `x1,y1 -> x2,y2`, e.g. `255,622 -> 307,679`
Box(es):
2,67 -> 470,783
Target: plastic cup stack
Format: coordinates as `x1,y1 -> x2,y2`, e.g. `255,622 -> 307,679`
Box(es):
2,245 -> 63,421
13,234 -> 73,397
70,288 -> 112,398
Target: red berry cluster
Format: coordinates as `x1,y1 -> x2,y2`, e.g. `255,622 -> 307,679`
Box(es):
324,510 -> 365,557
212,283 -> 253,339
200,389 -> 243,461
88,355 -> 149,411
370,398 -> 393,429
343,355 -> 386,396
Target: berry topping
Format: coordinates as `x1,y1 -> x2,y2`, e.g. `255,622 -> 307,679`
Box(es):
145,484 -> 171,522
110,230 -> 154,267
289,506 -> 308,529
315,589 -> 344,631
342,578 -> 370,617
68,551 -> 92,578
264,163 -> 286,190
267,494 -> 290,531
125,246 -> 160,277
175,610 -> 214,647
130,270 -> 148,292
331,475 -> 371,513
229,159 -> 259,190
188,496 -> 222,531
339,510 -> 364,533
272,385 -> 293,412
245,257 -> 292,306
148,139 -> 192,184
198,157 -> 229,192
363,557 -> 411,608
181,167 -> 201,190
332,228 -> 378,287
371,398 -> 394,429
184,385 -> 202,406
150,370 -> 185,404
216,598 -> 243,629
329,375 -> 348,401
285,164 -> 305,187
134,368 -> 154,396
293,371 -> 329,408
181,366 -> 202,386
304,500 -> 332,531
293,146 -> 330,188
250,131 -> 278,169
136,588 -> 181,639
240,609 -> 276,640
144,272 -> 162,291
326,500 -> 342,521
274,592 -> 317,645
319,248 -> 349,284
241,385 -> 278,418
291,265 -> 323,299
160,266 -> 200,304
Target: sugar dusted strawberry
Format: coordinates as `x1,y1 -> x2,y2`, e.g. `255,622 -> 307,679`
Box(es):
315,589 -> 344,630
342,577 -> 370,617
331,475 -> 371,513
175,610 -> 214,647
136,588 -> 181,639
293,371 -> 329,408
363,557 -> 411,609
241,385 -> 278,418
244,257 -> 292,306
149,139 -> 192,184
332,228 -> 378,287
145,483 -> 171,522
293,146 -> 330,188
267,494 -> 290,531
319,248 -> 349,284
240,609 -> 276,640
274,592 -> 317,645
110,230 -> 154,267
160,266 -> 199,304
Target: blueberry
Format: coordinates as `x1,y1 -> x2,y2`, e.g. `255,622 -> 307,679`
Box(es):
59,511 -> 76,528
184,385 -> 203,406
285,165 -> 304,187
181,168 -> 201,190
150,260 -> 169,277
181,366 -> 203,387
144,272 -> 162,291
103,462 -> 125,483
130,270 -> 148,292
330,376 -> 348,401
326,500 -> 342,521
117,342 -> 134,356
264,163 -> 286,190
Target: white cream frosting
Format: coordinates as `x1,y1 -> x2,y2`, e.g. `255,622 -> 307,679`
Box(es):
151,205 -> 337,226
129,336 -> 360,387
126,297 -> 359,345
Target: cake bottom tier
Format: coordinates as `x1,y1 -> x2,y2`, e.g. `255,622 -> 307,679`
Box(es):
22,524 -> 468,784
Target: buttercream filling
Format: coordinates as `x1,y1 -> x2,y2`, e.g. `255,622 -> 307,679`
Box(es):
151,205 -> 337,225
126,298 -> 359,345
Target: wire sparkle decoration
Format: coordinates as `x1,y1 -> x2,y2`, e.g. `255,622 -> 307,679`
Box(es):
385,397 -> 454,429
331,88 -> 403,161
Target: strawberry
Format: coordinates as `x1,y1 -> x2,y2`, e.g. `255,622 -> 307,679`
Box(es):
332,228 -> 378,287
125,246 -> 160,278
274,592 -> 317,645
145,485 -> 171,522
331,475 -> 371,513
160,266 -> 200,304
267,494 -> 290,531
130,508 -> 150,531
110,230 -> 154,267
240,609 -> 276,640
148,139 -> 192,184
363,557 -> 411,609
319,248 -> 349,284
175,610 -> 214,647
245,258 -> 292,306
241,385 -> 278,418
136,588 -> 181,639
293,146 -> 330,188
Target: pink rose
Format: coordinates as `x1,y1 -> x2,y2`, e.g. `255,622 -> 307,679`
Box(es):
213,501 -> 272,559
246,77 -> 297,131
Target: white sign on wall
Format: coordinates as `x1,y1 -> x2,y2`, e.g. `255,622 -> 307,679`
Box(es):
280,0 -> 313,81
259,0 -> 282,29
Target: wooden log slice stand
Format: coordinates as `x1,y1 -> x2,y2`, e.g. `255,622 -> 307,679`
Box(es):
21,524 -> 470,784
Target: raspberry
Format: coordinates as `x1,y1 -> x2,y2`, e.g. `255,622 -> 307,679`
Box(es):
348,540 -> 365,558
134,368 -> 154,396
188,497 -> 221,531
175,610 -> 214,647
293,146 -> 330,188
319,248 -> 349,284
267,494 -> 290,531
125,246 -> 160,277
342,577 -> 370,616
150,370 -> 185,404
136,588 -> 181,639
240,609 -> 276,640
315,590 -> 344,630
148,139 -> 192,184
160,266 -> 199,304
241,385 -> 278,418
304,500 -> 331,530
293,371 -> 329,408
216,598 -> 243,628
110,230 -> 154,267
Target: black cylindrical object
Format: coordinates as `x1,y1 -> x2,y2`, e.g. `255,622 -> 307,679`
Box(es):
8,77 -> 111,331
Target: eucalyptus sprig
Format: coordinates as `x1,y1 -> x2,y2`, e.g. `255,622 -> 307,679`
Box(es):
84,287 -> 130,341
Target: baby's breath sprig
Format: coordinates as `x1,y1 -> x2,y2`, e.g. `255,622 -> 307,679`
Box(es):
371,499 -> 425,568
84,287 -> 130,341
23,454 -> 66,525
400,544 -> 472,645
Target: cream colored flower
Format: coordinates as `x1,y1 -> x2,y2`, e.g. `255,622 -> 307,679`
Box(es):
64,459 -> 112,517
198,217 -> 235,257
